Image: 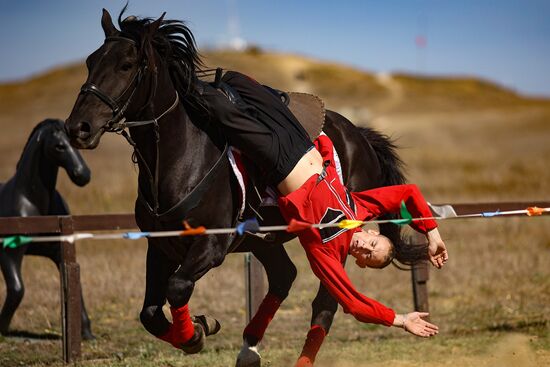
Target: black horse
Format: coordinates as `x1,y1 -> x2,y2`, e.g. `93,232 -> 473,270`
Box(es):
65,10 -> 405,364
0,119 -> 94,340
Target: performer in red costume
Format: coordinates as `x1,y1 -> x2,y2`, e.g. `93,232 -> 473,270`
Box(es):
280,134 -> 446,367
281,133 -> 440,324
177,70 -> 448,364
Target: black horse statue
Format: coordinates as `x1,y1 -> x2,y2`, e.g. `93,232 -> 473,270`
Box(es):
0,119 -> 94,340
65,9 -> 405,364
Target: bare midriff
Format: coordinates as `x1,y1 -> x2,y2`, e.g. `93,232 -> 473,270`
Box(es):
277,148 -> 324,196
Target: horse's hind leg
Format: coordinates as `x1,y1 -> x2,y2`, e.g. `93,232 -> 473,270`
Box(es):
0,246 -> 26,334
244,245 -> 297,344
236,243 -> 297,367
295,283 -> 338,367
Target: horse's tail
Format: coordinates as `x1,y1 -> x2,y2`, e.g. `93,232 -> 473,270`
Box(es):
357,127 -> 426,267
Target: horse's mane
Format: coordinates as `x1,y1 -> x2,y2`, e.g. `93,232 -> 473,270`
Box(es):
16,119 -> 64,170
116,7 -> 205,107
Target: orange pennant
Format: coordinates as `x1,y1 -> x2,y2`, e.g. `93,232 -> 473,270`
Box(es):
180,220 -> 207,236
526,206 -> 544,216
286,219 -> 312,233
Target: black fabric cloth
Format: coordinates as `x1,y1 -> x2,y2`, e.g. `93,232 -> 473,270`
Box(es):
186,71 -> 313,186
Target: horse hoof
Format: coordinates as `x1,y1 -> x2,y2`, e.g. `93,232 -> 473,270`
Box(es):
235,343 -> 261,367
180,322 -> 205,354
192,315 -> 221,337
81,330 -> 96,341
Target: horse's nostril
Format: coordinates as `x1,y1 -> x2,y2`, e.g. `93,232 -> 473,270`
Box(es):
66,121 -> 90,138
80,121 -> 92,134
71,121 -> 92,140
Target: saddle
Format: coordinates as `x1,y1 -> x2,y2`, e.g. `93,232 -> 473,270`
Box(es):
214,70 -> 326,141
286,92 -> 325,140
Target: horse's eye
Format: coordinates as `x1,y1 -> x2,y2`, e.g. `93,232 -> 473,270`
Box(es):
121,62 -> 133,72
55,144 -> 67,152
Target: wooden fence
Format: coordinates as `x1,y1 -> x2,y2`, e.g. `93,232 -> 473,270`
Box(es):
0,201 -> 548,363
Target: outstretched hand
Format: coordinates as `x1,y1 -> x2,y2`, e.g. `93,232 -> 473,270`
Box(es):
399,312 -> 438,337
427,228 -> 448,268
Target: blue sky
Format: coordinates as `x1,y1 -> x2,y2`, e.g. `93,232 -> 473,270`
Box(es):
1,0 -> 549,97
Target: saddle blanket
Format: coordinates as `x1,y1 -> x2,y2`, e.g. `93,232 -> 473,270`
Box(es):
227,132 -> 344,218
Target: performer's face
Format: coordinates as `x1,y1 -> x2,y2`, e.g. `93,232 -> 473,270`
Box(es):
349,229 -> 393,269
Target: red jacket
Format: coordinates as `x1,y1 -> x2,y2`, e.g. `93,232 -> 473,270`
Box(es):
278,134 -> 437,326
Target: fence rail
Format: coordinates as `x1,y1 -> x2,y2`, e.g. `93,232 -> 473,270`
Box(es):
0,201 -> 548,363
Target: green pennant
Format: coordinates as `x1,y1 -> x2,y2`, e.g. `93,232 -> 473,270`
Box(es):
391,200 -> 413,226
391,218 -> 412,225
2,235 -> 33,249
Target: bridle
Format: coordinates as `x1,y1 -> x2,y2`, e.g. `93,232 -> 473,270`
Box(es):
77,35 -> 228,221
79,36 -> 179,133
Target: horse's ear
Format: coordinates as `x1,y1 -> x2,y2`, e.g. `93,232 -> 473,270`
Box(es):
148,12 -> 166,35
101,8 -> 118,37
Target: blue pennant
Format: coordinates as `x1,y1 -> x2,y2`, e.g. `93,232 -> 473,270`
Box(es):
236,218 -> 260,235
482,210 -> 500,217
123,232 -> 150,240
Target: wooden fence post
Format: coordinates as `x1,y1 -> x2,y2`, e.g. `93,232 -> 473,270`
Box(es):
411,260 -> 430,314
59,216 -> 81,363
410,230 -> 430,316
244,253 -> 265,324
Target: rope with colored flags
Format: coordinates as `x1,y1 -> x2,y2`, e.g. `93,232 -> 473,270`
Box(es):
2,204 -> 549,249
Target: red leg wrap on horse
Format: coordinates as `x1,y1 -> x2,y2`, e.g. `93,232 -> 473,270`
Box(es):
295,324 -> 326,366
295,356 -> 314,367
159,304 -> 195,347
243,293 -> 282,341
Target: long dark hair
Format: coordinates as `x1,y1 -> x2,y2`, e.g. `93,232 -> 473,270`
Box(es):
358,127 -> 429,266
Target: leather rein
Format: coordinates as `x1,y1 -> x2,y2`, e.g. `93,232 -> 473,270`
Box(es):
79,36 -> 228,221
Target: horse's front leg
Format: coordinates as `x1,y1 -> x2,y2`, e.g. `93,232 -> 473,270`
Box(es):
295,283 -> 338,367
163,237 -> 225,354
139,242 -> 178,339
0,246 -> 26,334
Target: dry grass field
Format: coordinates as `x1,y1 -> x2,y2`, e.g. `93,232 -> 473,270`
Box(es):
0,49 -> 549,366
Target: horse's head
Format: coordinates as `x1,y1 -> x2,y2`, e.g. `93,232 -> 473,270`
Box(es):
37,119 -> 91,186
65,9 -> 166,149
